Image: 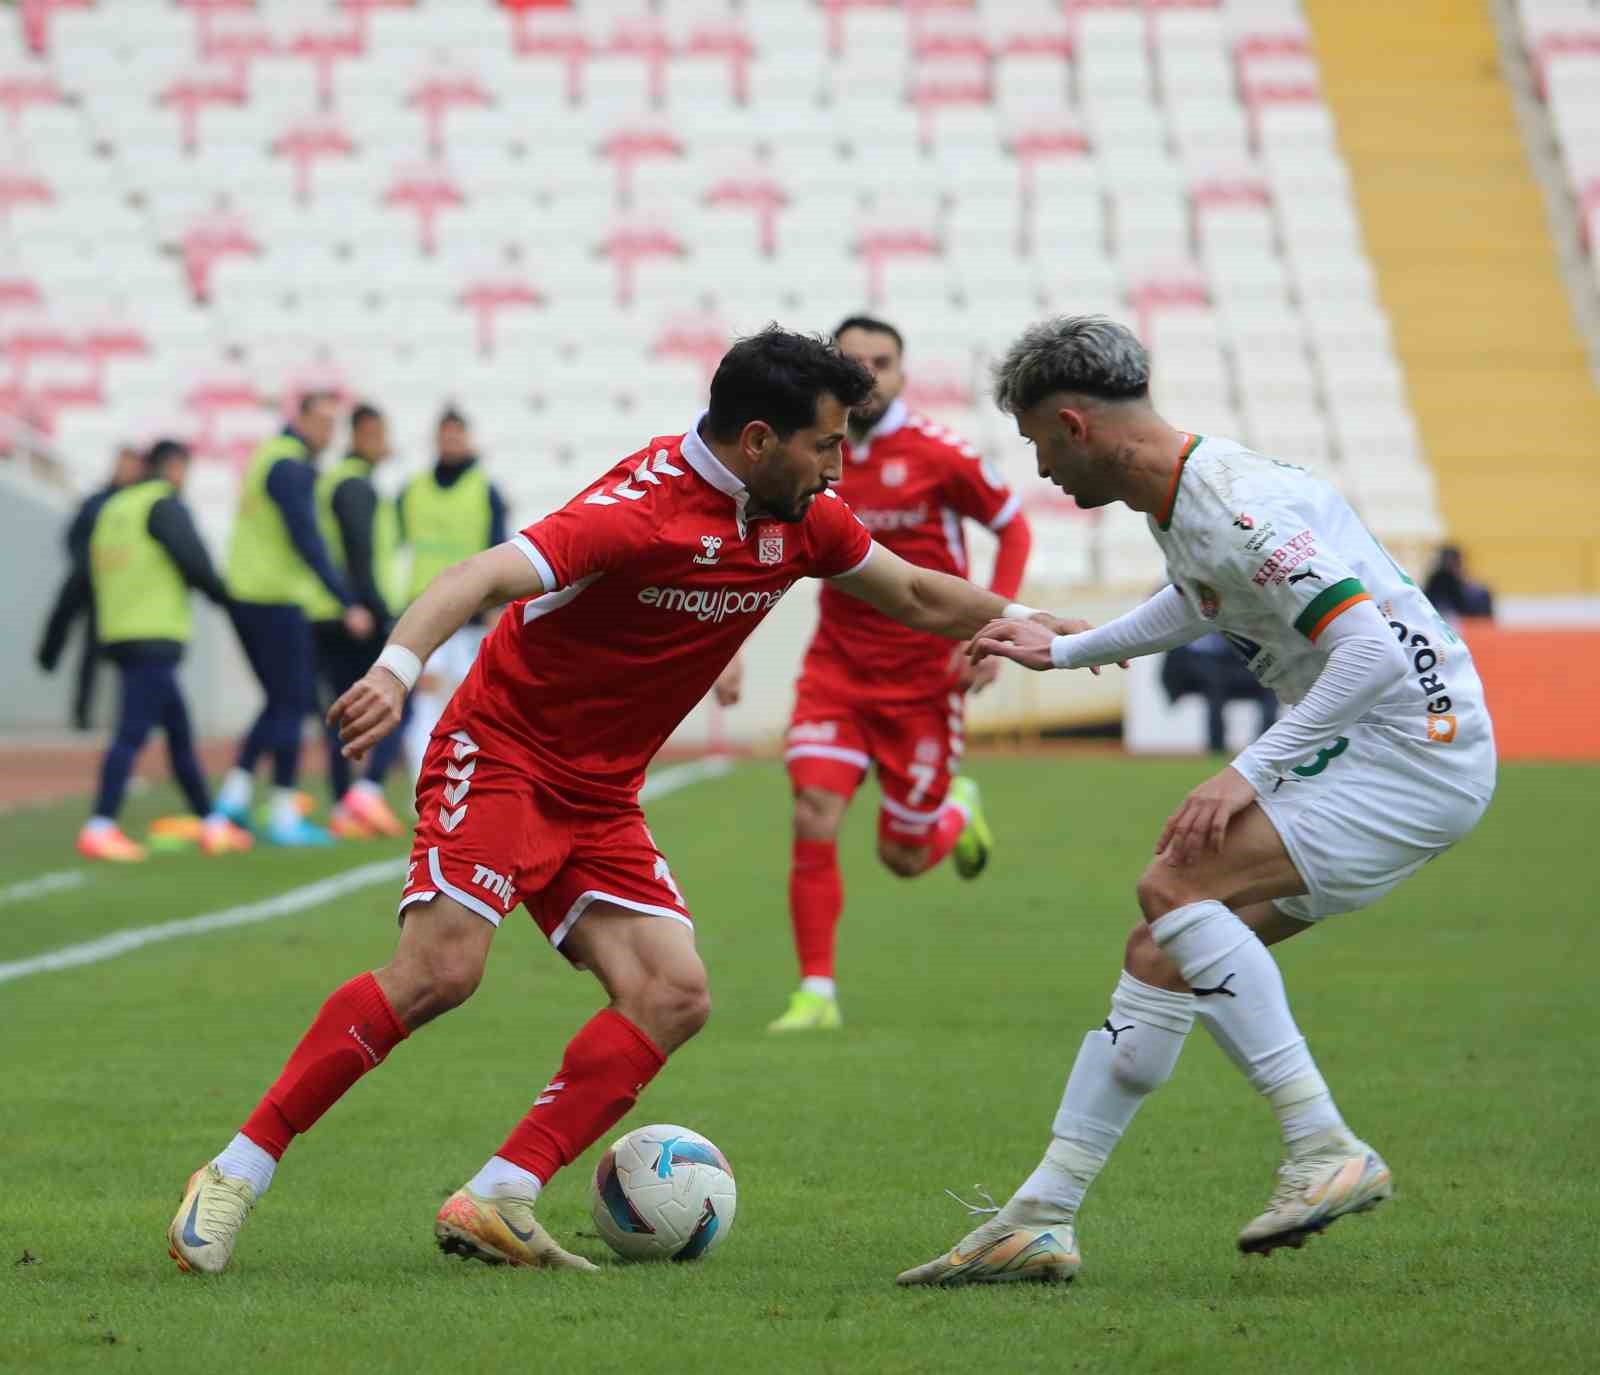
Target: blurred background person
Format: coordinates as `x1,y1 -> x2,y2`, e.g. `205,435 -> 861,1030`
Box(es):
1160,630 -> 1280,755
42,440 -> 252,861
36,441 -> 144,730
310,402 -> 407,839
214,392 -> 374,846
1424,545 -> 1495,624
397,406 -> 508,784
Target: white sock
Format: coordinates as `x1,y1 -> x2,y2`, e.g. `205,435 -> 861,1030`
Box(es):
1008,972 -> 1194,1222
351,779 -> 385,800
217,767 -> 254,813
269,788 -> 302,832
467,1155 -> 543,1201
202,811 -> 229,828
1152,900 -> 1349,1153
800,975 -> 836,999
84,816 -> 115,833
213,1132 -> 277,1197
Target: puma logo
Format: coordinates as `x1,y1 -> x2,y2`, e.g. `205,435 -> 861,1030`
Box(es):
1192,973 -> 1237,998
1102,1019 -> 1135,1044
1287,567 -> 1322,586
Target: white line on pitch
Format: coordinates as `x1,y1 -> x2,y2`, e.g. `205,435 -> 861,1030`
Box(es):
0,757 -> 734,986
0,869 -> 87,906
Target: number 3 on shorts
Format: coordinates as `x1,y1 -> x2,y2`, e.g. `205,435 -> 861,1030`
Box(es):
1292,735 -> 1349,779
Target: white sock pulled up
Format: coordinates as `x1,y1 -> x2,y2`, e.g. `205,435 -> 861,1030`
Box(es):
217,767 -> 254,814
1006,972 -> 1195,1224
1151,900 -> 1348,1153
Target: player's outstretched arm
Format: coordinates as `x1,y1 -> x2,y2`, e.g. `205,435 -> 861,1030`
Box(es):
974,584 -> 1207,673
830,543 -> 1012,640
328,542 -> 548,760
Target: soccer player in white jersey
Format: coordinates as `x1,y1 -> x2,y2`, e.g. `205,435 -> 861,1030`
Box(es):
898,317 -> 1496,1287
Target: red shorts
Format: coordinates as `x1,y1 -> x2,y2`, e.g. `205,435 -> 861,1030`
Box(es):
784,678 -> 965,844
399,729 -> 692,954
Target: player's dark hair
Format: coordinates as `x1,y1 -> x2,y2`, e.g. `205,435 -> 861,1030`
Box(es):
833,314 -> 904,356
704,326 -> 875,442
350,402 -> 382,429
145,438 -> 190,475
438,406 -> 467,429
299,389 -> 338,415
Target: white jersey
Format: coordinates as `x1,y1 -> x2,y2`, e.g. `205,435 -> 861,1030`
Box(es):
1151,436 -> 1489,755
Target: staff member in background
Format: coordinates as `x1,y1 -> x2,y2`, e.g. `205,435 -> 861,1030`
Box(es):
310,402 -> 407,840
41,440 -> 254,861
396,406 -> 508,783
37,442 -> 145,730
214,392 -> 374,846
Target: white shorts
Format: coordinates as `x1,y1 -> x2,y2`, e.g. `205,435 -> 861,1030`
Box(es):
424,624 -> 486,691
1257,719 -> 1496,922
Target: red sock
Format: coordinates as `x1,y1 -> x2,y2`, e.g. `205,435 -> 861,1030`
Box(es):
790,837 -> 843,979
497,1009 -> 666,1184
920,803 -> 967,872
240,972 -> 408,1160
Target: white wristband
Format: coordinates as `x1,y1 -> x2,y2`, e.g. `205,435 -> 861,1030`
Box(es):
1049,635 -> 1076,670
375,644 -> 421,692
1003,602 -> 1042,621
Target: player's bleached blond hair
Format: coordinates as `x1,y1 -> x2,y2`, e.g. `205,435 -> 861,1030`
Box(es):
993,315 -> 1151,413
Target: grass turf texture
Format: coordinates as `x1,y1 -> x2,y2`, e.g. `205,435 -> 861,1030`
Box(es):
2,757 -> 1595,1374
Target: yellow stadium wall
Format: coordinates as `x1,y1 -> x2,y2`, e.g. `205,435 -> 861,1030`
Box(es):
1305,0 -> 1600,597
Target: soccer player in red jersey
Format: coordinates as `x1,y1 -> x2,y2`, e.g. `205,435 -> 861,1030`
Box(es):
167,329 -> 1046,1275
768,316 -> 1034,1033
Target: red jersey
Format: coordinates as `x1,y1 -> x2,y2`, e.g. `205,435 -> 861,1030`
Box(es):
800,400 -> 1021,701
438,424 -> 874,809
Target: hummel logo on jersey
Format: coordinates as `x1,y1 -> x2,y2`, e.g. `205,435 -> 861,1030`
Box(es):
637,580 -> 796,623
471,863 -> 514,911
1233,512 -> 1255,530
1192,973 -> 1238,998
1103,1019 -> 1135,1044
694,535 -> 723,566
1288,566 -> 1322,586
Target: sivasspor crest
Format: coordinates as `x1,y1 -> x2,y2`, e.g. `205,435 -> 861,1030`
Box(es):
758,533 -> 784,565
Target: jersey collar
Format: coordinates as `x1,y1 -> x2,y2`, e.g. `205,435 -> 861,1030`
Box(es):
681,414 -> 754,536
1155,433 -> 1203,531
848,397 -> 909,462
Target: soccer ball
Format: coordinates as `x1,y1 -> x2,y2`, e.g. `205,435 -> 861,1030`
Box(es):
590,1123 -> 737,1262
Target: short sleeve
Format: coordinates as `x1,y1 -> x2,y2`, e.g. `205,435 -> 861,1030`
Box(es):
805,489 -> 874,579
515,476 -> 655,591
942,446 -> 1019,530
1218,515 -> 1373,644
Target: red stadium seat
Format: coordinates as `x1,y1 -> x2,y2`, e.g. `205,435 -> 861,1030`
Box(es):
598,223 -> 687,308
0,73 -> 66,132
703,169 -> 788,257
290,25 -> 367,111
158,69 -> 247,154
681,25 -> 757,105
407,72 -> 494,158
0,166 -> 53,231
382,165 -> 466,255
652,314 -> 730,384
599,126 -> 685,209
180,213 -> 260,303
854,223 -> 941,307
510,12 -> 592,103
18,0 -> 93,58
460,278 -> 545,355
272,118 -> 357,205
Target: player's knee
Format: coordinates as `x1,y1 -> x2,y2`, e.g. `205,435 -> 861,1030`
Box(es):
642,967 -> 711,1047
877,839 -> 927,879
793,787 -> 843,842
1122,922 -> 1185,991
1135,860 -> 1195,922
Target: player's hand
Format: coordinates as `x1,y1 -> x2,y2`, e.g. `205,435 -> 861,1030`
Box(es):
949,644 -> 1001,694
328,667 -> 406,762
343,604 -> 376,639
712,657 -> 744,707
967,618 -> 1055,671
1155,765 -> 1256,864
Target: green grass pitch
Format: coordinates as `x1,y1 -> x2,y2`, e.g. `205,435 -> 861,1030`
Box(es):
3,755 -> 1596,1373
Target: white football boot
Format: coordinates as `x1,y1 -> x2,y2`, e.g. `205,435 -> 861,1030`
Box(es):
168,1164 -> 257,1274
1238,1129 -> 1394,1255
896,1189 -> 1080,1287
